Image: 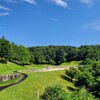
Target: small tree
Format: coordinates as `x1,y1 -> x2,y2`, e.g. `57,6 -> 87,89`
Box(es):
65,67 -> 80,82
75,70 -> 94,88
42,85 -> 67,100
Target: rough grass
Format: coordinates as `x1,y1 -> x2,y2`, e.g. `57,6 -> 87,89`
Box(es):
0,71 -> 75,100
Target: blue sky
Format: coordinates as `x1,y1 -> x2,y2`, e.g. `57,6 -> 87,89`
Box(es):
0,0 -> 100,47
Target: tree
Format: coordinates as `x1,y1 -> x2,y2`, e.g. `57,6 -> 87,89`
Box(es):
65,67 -> 80,82
55,49 -> 66,65
42,85 -> 67,100
75,69 -> 94,88
0,36 -> 11,63
75,62 -> 100,98
71,88 -> 95,100
17,45 -> 31,65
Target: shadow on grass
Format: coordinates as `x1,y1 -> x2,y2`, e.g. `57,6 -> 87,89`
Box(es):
67,86 -> 75,91
60,75 -> 72,82
60,75 -> 75,91
0,60 -> 7,64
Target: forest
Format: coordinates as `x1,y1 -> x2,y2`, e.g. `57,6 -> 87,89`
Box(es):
0,36 -> 100,65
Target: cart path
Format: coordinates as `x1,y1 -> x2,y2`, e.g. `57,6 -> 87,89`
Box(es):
19,66 -> 75,73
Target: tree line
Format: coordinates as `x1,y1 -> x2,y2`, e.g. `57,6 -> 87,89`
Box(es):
0,36 -> 100,65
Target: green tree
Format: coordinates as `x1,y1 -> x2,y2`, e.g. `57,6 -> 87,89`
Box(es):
71,88 -> 96,100
75,70 -> 94,88
55,49 -> 66,65
42,85 -> 67,100
17,45 -> 31,65
0,36 -> 11,63
65,67 -> 80,82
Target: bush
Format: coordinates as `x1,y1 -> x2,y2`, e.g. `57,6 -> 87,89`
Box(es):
42,85 -> 67,100
72,88 -> 96,100
42,85 -> 96,100
65,67 -> 80,82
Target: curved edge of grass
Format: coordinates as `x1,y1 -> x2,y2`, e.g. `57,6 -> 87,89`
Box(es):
0,75 -> 22,87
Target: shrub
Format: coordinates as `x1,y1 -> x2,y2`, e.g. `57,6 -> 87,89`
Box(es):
42,85 -> 67,100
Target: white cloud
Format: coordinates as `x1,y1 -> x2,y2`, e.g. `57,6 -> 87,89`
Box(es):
80,0 -> 94,6
0,5 -> 10,11
50,17 -> 60,23
0,12 -> 9,16
21,0 -> 37,5
52,0 -> 68,8
82,19 -> 100,31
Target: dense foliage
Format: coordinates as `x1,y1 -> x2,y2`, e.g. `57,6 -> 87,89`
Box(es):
66,61 -> 100,98
0,36 -> 100,66
42,85 -> 67,100
29,45 -> 100,65
42,85 -> 96,100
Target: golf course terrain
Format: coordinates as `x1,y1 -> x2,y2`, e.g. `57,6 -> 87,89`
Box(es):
0,61 -> 79,100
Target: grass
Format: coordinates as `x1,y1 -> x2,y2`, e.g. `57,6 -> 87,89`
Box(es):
60,61 -> 82,67
0,61 -> 81,75
0,70 -> 75,100
0,61 -> 79,100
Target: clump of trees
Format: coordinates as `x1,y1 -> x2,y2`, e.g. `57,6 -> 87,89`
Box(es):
0,36 -> 100,66
0,36 -> 11,63
65,62 -> 100,98
0,36 -> 31,65
29,45 -> 100,65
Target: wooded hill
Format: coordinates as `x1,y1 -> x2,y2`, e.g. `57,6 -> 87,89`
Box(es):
0,36 -> 100,65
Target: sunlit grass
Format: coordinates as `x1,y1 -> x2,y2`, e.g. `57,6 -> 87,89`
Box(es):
0,70 -> 75,100
0,62 -> 32,75
60,61 -> 82,67
0,62 -> 78,100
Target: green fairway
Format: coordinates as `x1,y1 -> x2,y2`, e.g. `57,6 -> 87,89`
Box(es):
0,70 -> 74,100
